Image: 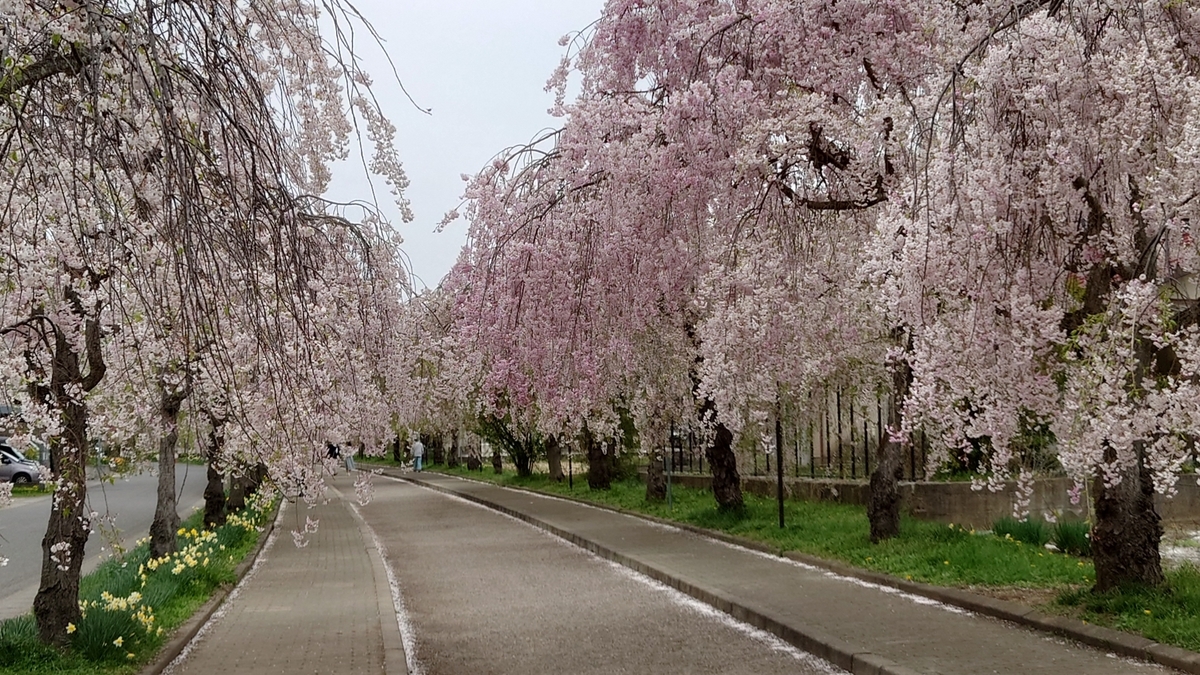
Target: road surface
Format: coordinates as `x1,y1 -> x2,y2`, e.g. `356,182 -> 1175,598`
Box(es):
0,464 -> 207,619
360,477 -> 842,675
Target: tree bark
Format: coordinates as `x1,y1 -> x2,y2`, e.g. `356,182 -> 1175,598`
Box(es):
33,403 -> 90,645
227,471 -> 247,512
868,438 -> 905,543
546,435 -> 564,482
705,422 -> 743,512
645,447 -> 666,502
584,429 -> 613,490
447,430 -> 460,468
868,329 -> 912,543
1091,452 -> 1163,591
202,416 -> 227,529
491,444 -> 502,474
150,386 -> 187,559
1090,330 -> 1164,589
430,434 -> 446,465
33,320 -> 104,645
391,435 -> 403,463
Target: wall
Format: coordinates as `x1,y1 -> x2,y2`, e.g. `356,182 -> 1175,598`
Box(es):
656,472 -> 1200,529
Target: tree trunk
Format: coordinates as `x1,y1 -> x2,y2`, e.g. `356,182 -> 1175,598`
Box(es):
33,403 -> 90,645
645,447 -> 666,502
202,417 -> 227,529
150,387 -> 187,559
1090,335 -> 1165,589
430,434 -> 446,465
391,435 -> 402,463
227,471 -> 248,512
33,313 -> 104,646
705,422 -> 743,512
514,437 -> 534,477
585,430 -> 613,490
546,435 -> 564,482
203,462 -> 226,529
491,444 -> 503,474
1091,453 -> 1164,591
868,328 -> 912,543
447,431 -> 460,468
868,439 -> 905,543
245,462 -> 268,496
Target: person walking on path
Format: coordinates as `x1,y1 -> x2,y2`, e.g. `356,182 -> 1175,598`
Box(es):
411,437 -> 425,472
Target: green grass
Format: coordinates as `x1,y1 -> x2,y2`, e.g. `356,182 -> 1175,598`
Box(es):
0,492 -> 275,674
437,466 -> 1200,653
1052,520 -> 1092,557
993,516 -> 1052,547
439,466 -> 1093,587
8,484 -> 50,498
1058,566 -> 1200,650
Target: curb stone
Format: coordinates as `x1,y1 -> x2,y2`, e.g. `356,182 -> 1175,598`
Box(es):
341,489 -> 409,675
392,469 -> 1200,675
138,501 -> 281,675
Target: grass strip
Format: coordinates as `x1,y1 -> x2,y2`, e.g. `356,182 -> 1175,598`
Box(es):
0,491 -> 276,675
430,464 -> 1200,652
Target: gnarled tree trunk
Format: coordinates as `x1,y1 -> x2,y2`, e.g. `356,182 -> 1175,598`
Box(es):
705,422 -> 742,512
645,447 -> 666,502
32,314 -> 105,646
150,384 -> 188,559
868,328 -> 911,543
203,415 -> 227,529
491,444 -> 502,474
1091,450 -> 1163,591
584,429 -> 614,490
447,430 -> 460,468
227,469 -> 248,512
546,434 -> 564,482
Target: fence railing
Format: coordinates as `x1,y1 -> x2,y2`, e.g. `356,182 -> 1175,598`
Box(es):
668,388 -> 931,482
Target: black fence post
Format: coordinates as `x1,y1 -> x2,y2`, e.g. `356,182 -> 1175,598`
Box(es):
836,388 -> 844,479
850,399 -> 857,479
863,419 -> 870,477
776,415 -> 785,529
794,434 -> 800,478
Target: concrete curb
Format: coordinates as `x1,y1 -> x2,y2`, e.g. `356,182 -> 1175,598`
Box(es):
393,469 -> 1200,675
138,502 -> 281,675
343,494 -> 409,675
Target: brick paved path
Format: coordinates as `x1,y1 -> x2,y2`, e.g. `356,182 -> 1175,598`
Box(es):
167,477 -> 397,675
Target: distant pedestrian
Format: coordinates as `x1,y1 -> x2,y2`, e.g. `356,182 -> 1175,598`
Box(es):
344,446 -> 356,472
326,442 -> 341,475
412,437 -> 425,472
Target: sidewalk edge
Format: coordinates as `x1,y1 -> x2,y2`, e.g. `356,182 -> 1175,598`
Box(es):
138,503 -> 281,675
389,469 -> 1200,675
345,496 -> 409,675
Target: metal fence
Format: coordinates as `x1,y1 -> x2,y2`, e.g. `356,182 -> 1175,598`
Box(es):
668,388 -> 931,482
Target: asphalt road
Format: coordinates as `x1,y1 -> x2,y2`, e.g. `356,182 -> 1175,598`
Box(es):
360,477 -> 845,675
0,464 -> 207,620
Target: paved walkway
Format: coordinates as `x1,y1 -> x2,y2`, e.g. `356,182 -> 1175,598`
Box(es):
360,475 -> 840,675
164,475 -> 402,675
391,471 -> 1175,675
162,470 -> 1191,675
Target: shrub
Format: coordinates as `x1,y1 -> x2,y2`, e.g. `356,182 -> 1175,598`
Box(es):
1052,519 -> 1091,557
993,516 -> 1051,547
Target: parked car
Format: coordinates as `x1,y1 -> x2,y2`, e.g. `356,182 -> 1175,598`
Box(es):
0,444 -> 43,485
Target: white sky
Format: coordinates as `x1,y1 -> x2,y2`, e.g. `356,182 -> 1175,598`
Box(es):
324,0 -> 605,290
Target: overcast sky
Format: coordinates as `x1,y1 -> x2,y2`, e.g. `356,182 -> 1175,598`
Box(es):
324,0 -> 606,290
